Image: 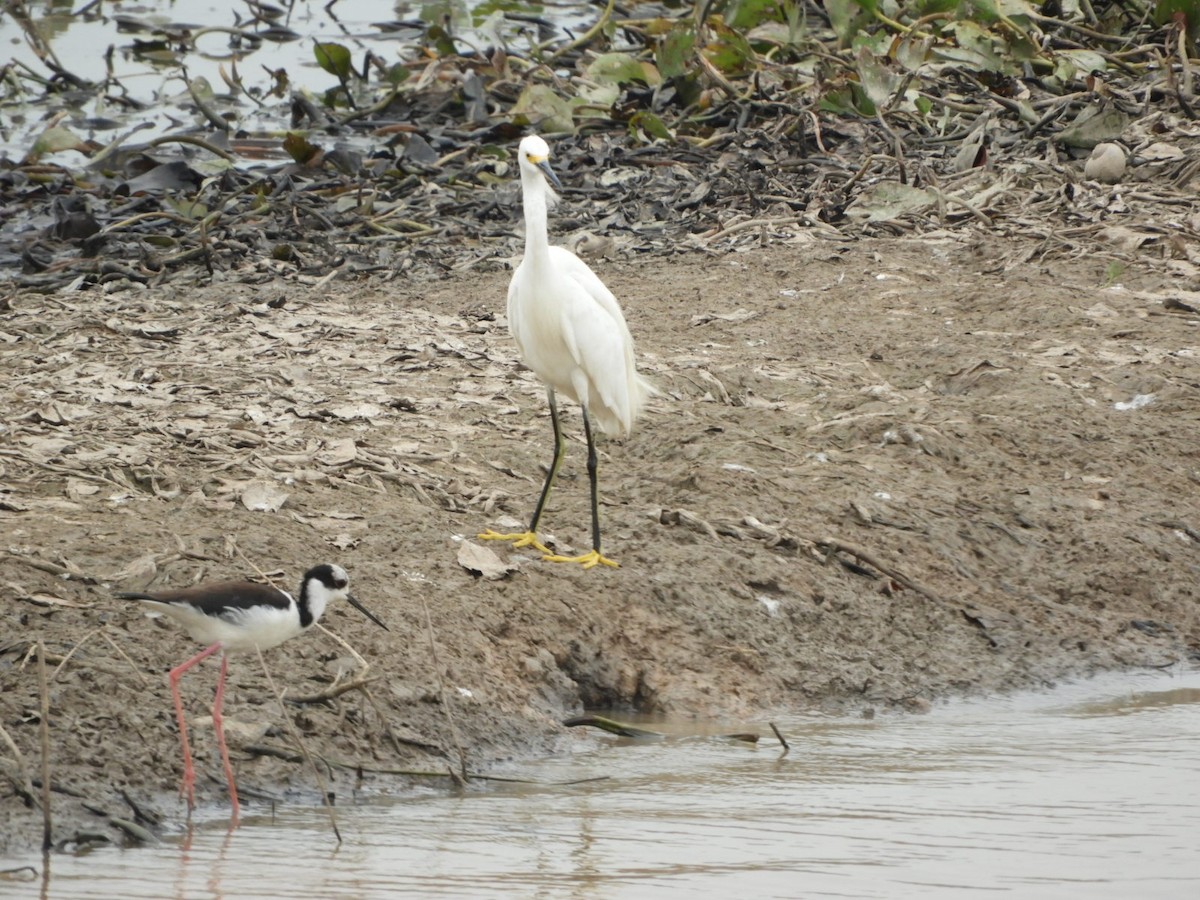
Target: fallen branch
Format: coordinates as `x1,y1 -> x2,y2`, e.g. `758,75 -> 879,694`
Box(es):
0,548 -> 98,584
285,673 -> 377,705
815,537 -> 951,606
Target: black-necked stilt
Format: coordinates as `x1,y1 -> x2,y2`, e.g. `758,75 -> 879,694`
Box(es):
117,563 -> 387,822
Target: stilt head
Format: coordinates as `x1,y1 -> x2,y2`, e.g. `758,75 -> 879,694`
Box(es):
299,564 -> 388,631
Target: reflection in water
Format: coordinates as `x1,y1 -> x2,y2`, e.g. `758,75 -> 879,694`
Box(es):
14,669 -> 1200,899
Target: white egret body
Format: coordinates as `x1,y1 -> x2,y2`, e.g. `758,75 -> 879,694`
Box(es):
480,135 -> 653,569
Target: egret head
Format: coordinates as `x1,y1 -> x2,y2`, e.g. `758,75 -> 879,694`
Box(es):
518,135 -> 563,194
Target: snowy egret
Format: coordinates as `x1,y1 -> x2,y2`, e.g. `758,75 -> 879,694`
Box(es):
117,564 -> 387,821
480,135 -> 654,569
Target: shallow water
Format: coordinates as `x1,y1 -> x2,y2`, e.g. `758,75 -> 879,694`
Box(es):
0,0 -> 592,159
7,668 -> 1200,898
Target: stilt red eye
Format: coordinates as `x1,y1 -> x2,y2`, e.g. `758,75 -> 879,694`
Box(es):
334,579 -> 348,589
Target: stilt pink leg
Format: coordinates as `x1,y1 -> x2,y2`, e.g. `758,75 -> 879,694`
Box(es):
169,642 -> 223,815
211,653 -> 241,824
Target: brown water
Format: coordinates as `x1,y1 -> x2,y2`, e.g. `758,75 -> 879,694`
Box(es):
8,669 -> 1200,898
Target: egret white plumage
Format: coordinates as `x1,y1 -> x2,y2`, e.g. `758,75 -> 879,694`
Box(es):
480,135 -> 654,569
117,564 -> 387,822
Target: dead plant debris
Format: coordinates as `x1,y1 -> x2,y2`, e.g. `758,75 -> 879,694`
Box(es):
1,2 -> 1198,292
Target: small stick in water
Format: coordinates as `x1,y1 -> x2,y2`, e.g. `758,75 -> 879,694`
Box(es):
769,722 -> 790,754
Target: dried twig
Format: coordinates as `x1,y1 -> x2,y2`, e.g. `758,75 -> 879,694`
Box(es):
0,548 -> 97,584
144,133 -> 237,161
100,630 -> 151,687
37,640 -> 53,852
816,537 -> 951,606
420,595 -> 468,787
255,646 -> 341,843
48,625 -> 147,684
0,719 -> 37,807
285,673 -> 377,705
50,627 -> 101,681
314,622 -> 369,671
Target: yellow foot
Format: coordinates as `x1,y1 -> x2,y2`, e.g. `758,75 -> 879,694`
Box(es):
541,549 -> 620,570
477,529 -> 552,556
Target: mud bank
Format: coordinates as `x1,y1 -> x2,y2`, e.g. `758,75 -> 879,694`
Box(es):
2,235 -> 1198,852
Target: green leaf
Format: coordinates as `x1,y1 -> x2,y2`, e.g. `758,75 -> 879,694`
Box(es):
313,42 -> 352,79
855,46 -> 900,108
894,33 -> 934,71
283,131 -> 321,164
851,28 -> 892,55
164,196 -> 209,220
628,111 -> 673,142
702,22 -> 755,75
511,84 -> 575,133
848,81 -> 876,116
911,0 -> 959,14
846,183 -> 934,222
321,86 -> 351,109
426,23 -> 457,58
825,0 -> 874,46
1054,49 -> 1107,83
1054,106 -> 1129,149
673,73 -> 703,108
587,52 -> 659,86
996,0 -> 1037,20
937,21 -> 1014,74
746,21 -> 798,47
384,63 -> 410,86
1154,0 -> 1200,37
967,0 -> 1001,23
28,125 -> 87,160
575,82 -> 620,117
818,85 -> 856,115
657,23 -> 695,79
189,76 -> 217,100
725,0 -> 779,30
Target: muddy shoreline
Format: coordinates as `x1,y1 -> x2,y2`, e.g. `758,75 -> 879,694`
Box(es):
2,230 -> 1198,854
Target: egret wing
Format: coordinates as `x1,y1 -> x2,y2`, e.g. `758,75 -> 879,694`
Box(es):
553,251 -> 639,433
549,248 -> 631,333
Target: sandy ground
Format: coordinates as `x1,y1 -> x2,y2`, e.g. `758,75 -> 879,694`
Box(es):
2,232 -> 1198,853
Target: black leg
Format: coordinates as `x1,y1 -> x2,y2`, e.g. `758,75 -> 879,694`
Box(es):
582,406 -> 602,554
528,388 -> 565,534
